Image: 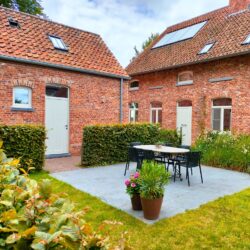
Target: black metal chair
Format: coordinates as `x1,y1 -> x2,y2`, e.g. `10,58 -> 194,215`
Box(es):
176,151 -> 203,186
124,142 -> 142,176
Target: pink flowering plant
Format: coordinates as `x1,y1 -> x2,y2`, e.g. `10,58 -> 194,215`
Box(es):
125,172 -> 141,197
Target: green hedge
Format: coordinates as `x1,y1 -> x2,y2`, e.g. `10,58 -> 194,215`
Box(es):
194,132 -> 250,173
82,123 -> 161,166
0,125 -> 46,171
158,129 -> 181,146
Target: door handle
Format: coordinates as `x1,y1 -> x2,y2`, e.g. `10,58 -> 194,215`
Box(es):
65,125 -> 68,130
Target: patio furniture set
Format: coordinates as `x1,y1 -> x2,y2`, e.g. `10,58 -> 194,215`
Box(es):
124,142 -> 203,186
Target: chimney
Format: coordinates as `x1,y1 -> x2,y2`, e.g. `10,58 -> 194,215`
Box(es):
229,0 -> 250,12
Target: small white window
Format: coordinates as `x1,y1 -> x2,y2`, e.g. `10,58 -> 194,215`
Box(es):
150,102 -> 162,125
212,98 -> 232,132
242,34 -> 250,45
129,81 -> 139,90
129,102 -> 138,123
13,87 -> 32,108
177,71 -> 193,86
49,35 -> 68,51
199,42 -> 215,54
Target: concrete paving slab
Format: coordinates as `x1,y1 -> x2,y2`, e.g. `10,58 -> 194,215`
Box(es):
51,163 -> 250,224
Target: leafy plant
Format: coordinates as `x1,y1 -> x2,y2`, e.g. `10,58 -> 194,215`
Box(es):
0,125 -> 46,171
138,161 -> 170,199
0,143 -> 128,249
194,131 -> 250,172
125,172 -> 140,197
158,129 -> 181,146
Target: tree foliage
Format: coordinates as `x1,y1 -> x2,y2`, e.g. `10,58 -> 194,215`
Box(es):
0,0 -> 44,15
133,33 -> 159,57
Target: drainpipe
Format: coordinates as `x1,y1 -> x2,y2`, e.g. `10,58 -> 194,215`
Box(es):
119,78 -> 123,123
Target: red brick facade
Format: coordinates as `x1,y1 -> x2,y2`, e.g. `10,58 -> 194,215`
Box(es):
128,56 -> 250,143
0,60 -> 128,155
230,0 -> 250,12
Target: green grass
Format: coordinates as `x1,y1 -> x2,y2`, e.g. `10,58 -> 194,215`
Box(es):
31,171 -> 250,249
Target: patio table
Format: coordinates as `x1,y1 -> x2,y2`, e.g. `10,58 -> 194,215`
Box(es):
134,145 -> 189,154
134,145 -> 190,180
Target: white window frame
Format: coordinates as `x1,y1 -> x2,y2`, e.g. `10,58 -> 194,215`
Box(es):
13,86 -> 32,109
212,104 -> 232,132
242,34 -> 250,45
177,71 -> 194,86
129,103 -> 138,123
150,105 -> 162,124
199,42 -> 215,54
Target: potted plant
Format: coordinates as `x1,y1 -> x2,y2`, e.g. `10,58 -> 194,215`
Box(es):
139,161 -> 170,220
125,172 -> 142,210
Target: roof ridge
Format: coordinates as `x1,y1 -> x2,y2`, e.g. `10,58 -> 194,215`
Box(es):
0,5 -> 100,37
167,6 -> 229,31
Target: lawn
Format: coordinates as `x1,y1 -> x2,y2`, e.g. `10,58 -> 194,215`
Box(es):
31,171 -> 250,250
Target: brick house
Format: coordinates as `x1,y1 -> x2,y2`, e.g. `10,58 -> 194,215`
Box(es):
0,6 -> 129,157
126,0 -> 250,145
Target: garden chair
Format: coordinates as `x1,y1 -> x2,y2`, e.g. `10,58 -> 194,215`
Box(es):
124,142 -> 142,176
175,151 -> 203,186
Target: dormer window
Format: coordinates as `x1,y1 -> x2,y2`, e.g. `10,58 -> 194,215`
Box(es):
242,34 -> 250,45
8,17 -> 20,28
49,35 -> 68,51
199,42 -> 215,54
177,71 -> 193,86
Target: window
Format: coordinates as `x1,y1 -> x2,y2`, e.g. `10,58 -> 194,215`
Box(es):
129,81 -> 139,90
13,87 -> 32,108
129,103 -> 138,123
177,71 -> 193,85
242,34 -> 250,45
49,35 -> 68,51
212,98 -> 232,132
199,42 -> 215,54
46,86 -> 68,98
150,102 -> 162,125
153,21 -> 207,48
8,17 -> 20,28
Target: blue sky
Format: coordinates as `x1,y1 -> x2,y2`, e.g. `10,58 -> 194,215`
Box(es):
42,0 -> 228,67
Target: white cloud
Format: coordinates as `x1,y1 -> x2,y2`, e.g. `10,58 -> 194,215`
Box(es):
42,0 -> 228,67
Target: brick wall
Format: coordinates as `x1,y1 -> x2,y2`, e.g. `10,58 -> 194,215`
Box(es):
0,60 -> 128,155
230,0 -> 250,12
128,55 -> 250,143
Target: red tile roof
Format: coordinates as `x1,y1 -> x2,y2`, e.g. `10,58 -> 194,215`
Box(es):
0,7 -> 128,78
127,6 -> 250,76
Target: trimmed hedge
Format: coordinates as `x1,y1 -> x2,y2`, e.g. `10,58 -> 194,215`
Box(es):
0,125 -> 46,170
194,131 -> 250,173
82,123 -> 161,166
158,128 -> 181,146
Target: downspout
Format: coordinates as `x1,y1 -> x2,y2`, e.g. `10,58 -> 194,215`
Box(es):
119,78 -> 124,123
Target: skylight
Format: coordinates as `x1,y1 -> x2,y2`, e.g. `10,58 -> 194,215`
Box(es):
153,21 -> 207,49
199,42 -> 215,54
49,35 -> 68,51
242,34 -> 250,45
8,17 -> 20,28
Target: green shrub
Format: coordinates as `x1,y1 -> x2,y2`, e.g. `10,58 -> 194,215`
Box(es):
0,145 -> 126,249
158,129 -> 181,146
194,131 -> 250,172
139,161 -> 170,199
0,125 -> 46,171
82,123 -> 160,166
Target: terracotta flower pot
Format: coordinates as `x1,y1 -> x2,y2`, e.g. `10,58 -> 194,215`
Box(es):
140,197 -> 163,220
131,193 -> 142,211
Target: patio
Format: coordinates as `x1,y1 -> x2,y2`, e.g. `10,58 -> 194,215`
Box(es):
51,162 -> 250,224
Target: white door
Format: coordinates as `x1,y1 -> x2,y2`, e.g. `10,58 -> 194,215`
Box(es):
45,96 -> 69,156
177,107 -> 192,146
